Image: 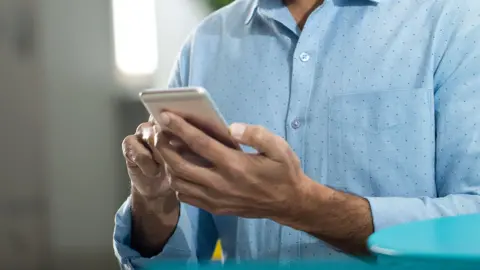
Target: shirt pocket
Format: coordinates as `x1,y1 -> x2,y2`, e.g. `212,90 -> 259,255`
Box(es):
326,88 -> 434,195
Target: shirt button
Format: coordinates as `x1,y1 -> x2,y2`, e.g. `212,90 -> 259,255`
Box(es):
299,52 -> 310,62
291,118 -> 301,129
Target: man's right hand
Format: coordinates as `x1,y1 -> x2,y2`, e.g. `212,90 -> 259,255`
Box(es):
123,116 -> 211,199
121,117 -> 180,257
121,116 -> 213,257
122,118 -> 172,200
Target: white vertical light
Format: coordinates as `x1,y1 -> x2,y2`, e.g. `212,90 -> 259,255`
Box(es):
112,0 -> 158,76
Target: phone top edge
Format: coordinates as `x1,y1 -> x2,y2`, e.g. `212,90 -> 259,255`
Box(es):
196,87 -> 206,94
140,86 -> 207,95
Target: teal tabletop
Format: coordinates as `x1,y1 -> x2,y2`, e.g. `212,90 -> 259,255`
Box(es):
368,214 -> 480,263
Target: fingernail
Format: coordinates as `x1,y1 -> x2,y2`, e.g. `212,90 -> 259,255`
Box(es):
159,112 -> 170,126
229,123 -> 246,140
152,124 -> 160,134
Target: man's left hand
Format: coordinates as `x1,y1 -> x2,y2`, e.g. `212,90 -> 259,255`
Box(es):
156,111 -> 321,224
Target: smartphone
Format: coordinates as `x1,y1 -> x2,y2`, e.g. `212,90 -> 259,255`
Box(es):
139,87 -> 241,150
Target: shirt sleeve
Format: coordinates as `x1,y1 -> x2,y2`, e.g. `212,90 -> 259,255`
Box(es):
113,35 -> 219,269
113,198 -> 197,269
366,3 -> 480,232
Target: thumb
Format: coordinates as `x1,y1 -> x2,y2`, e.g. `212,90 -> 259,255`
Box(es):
229,123 -> 287,160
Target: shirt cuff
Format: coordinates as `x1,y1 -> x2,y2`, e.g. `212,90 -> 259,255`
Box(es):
113,197 -> 196,269
365,196 -> 433,232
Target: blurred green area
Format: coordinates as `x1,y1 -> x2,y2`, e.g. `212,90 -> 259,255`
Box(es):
208,0 -> 234,10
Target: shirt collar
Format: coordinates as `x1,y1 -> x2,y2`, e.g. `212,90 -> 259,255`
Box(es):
244,0 -> 260,25
245,0 -> 387,25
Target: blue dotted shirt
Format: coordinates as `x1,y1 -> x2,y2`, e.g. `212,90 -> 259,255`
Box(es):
114,0 -> 480,268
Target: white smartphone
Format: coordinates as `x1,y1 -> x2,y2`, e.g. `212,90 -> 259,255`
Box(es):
139,87 -> 241,150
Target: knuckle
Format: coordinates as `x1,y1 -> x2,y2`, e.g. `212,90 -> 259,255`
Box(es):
132,152 -> 149,164
293,154 -> 301,167
122,135 -> 136,157
275,136 -> 290,155
190,134 -> 210,150
135,122 -> 152,134
196,134 -> 210,147
280,145 -> 291,158
251,126 -> 266,143
121,135 -> 134,149
229,160 -> 247,175
169,163 -> 181,175
255,125 -> 268,134
169,162 -> 189,177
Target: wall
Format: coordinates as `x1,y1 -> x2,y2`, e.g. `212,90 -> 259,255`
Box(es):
36,0 -> 210,269
155,0 -> 210,87
0,0 -> 49,268
38,0 -> 120,268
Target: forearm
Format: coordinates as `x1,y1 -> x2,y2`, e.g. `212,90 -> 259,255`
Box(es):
279,177 -> 374,256
305,187 -> 373,256
281,176 -> 480,257
131,187 -> 180,257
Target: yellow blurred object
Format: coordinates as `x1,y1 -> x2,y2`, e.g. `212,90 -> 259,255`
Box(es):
212,240 -> 223,260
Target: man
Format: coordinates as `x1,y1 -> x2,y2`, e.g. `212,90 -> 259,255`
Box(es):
114,0 -> 480,268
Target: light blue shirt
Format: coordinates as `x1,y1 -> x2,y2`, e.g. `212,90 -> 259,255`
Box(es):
114,0 -> 480,268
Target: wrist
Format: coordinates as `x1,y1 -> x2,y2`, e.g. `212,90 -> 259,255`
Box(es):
279,174 -> 335,231
131,187 -> 179,222
130,188 -> 180,257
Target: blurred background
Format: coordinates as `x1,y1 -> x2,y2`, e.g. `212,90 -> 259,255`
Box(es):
0,0 -> 232,269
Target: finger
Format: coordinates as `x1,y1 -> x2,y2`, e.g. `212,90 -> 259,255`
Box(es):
136,122 -> 153,136
155,130 -> 190,155
135,123 -> 165,165
157,117 -> 212,155
181,152 -> 213,167
229,123 -> 290,161
148,114 -> 156,124
135,122 -> 156,152
122,135 -> 162,177
158,112 -> 235,166
169,176 -> 212,200
156,129 -> 183,149
158,137 -> 219,187
156,130 -> 212,167
176,193 -> 215,213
